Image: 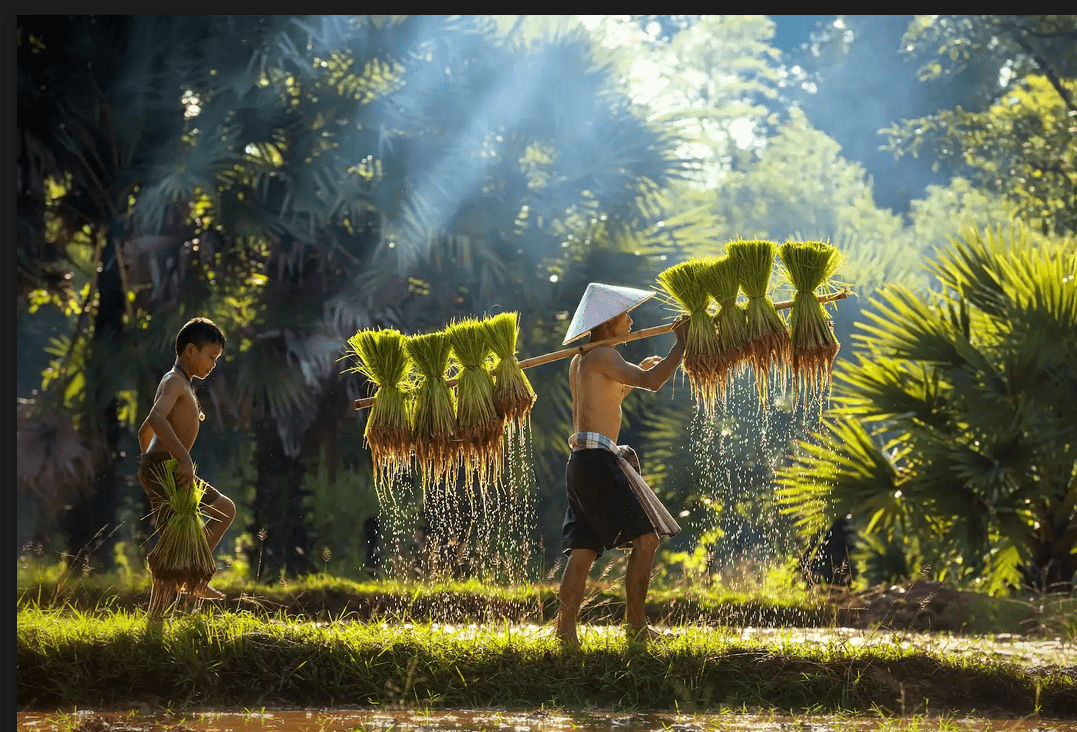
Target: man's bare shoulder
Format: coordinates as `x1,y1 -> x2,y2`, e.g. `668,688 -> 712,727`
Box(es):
582,346 -> 626,369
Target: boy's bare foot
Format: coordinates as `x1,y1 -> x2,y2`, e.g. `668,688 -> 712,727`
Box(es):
195,585 -> 225,600
179,584 -> 225,600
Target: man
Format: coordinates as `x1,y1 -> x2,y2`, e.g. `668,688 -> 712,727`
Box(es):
556,283 -> 687,647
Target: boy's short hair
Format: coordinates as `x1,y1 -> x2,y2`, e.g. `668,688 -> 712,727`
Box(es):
176,317 -> 226,357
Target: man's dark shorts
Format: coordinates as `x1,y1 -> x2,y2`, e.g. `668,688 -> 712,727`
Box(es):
561,446 -> 653,558
138,451 -> 223,529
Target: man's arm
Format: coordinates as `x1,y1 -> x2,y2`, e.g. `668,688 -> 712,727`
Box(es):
596,324 -> 687,392
621,356 -> 663,397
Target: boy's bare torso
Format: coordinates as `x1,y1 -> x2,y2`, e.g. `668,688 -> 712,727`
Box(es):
570,348 -> 627,443
148,369 -> 202,454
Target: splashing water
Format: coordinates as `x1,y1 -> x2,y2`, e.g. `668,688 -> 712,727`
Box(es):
680,360 -> 834,621
375,424 -> 539,594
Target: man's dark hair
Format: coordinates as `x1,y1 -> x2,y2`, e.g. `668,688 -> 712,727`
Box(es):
175,317 -> 226,357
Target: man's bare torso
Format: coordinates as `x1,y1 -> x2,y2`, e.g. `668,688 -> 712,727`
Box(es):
569,348 -> 628,443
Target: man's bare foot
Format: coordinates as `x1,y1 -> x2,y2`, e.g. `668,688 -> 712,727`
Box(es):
625,624 -> 663,643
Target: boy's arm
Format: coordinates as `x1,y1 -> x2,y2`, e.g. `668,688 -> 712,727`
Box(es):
138,375 -> 195,485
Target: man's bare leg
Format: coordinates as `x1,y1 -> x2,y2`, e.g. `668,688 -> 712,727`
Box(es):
556,548 -> 596,648
625,532 -> 659,640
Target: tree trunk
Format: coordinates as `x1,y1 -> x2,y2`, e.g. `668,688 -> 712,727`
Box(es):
1024,537 -> 1077,594
248,420 -> 313,581
63,235 -> 125,571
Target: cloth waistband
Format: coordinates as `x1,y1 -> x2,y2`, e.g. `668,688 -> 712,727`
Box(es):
567,432 -> 680,538
568,431 -> 619,452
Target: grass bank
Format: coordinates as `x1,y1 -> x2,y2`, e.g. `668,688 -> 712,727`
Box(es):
17,605 -> 1076,717
16,571 -> 836,627
17,569 -> 1077,638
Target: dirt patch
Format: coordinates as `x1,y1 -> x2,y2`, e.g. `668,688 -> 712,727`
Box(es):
827,580 -> 1044,634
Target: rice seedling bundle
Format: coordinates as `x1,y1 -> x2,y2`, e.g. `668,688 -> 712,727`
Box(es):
484,312 -> 536,436
778,239 -> 843,394
657,259 -> 722,413
145,458 -> 216,596
726,239 -> 792,402
406,330 -> 458,491
344,328 -> 414,491
449,317 -> 505,488
698,254 -> 751,403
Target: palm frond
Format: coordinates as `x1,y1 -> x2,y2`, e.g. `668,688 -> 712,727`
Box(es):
776,417 -> 903,541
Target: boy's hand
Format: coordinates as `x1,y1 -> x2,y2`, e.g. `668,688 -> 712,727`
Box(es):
673,316 -> 689,344
176,455 -> 195,489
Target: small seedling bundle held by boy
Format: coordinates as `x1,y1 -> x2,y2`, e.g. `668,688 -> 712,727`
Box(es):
146,458 -> 216,596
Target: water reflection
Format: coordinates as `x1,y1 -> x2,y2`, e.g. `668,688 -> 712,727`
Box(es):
16,709 -> 1075,732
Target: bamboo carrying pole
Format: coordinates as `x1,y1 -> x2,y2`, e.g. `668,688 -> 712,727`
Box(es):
353,289 -> 850,410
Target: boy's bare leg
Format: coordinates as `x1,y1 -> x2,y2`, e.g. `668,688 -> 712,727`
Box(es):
194,494 -> 236,600
556,548 -> 596,648
203,495 -> 236,552
625,532 -> 659,639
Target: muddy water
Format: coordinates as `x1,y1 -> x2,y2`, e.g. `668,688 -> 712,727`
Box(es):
15,709 -> 1077,732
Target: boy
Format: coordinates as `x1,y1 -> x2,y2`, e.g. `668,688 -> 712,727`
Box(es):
556,283 -> 687,648
138,316 -> 236,616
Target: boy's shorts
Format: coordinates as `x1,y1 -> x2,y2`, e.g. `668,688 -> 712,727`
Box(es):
561,446 -> 653,558
137,451 -> 223,529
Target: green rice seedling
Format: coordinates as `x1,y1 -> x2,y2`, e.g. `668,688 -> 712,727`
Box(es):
405,330 -> 458,492
698,254 -> 751,405
449,317 -> 505,489
778,240 -> 843,395
484,312 -> 536,437
726,239 -> 792,403
344,328 -> 414,493
657,259 -> 722,414
145,458 -> 216,597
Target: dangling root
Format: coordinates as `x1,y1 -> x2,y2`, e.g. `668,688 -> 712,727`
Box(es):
792,340 -> 840,395
366,426 -> 413,493
746,330 -> 792,403
493,358 -> 536,438
682,352 -> 724,416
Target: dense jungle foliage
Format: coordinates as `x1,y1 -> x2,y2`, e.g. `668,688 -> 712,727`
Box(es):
17,15 -> 1077,596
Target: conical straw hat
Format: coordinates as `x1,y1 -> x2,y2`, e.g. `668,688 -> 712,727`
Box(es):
562,282 -> 655,345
